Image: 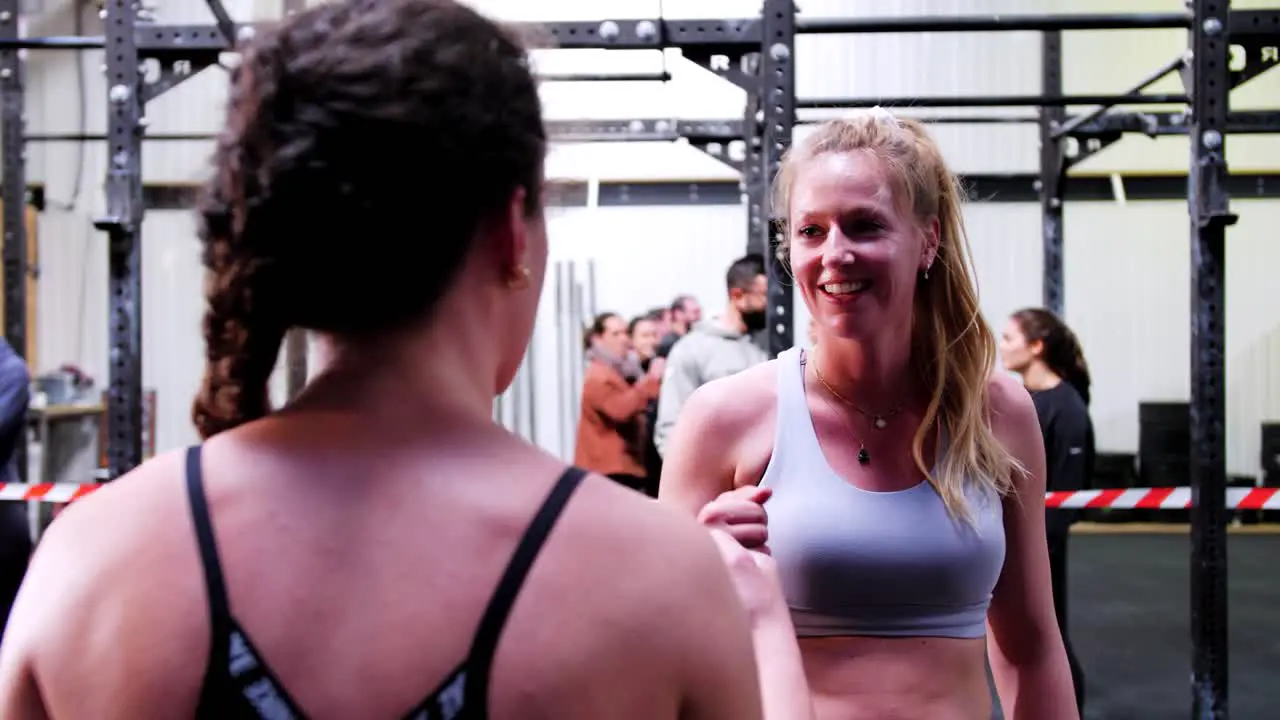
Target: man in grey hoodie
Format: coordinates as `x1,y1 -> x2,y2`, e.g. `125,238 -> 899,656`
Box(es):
653,253 -> 769,457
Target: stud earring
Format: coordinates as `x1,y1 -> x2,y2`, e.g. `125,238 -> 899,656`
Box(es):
505,264 -> 531,290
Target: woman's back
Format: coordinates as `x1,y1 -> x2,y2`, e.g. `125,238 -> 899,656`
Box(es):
0,2 -> 770,716
0,406 -> 761,718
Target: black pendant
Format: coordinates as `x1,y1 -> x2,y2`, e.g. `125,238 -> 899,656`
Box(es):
857,447 -> 871,465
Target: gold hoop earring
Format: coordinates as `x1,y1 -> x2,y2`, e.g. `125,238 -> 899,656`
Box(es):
505,264 -> 531,290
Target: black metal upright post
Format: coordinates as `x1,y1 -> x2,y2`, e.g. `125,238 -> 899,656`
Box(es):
1038,30 -> 1066,315
743,91 -> 766,258
761,0 -> 796,357
95,0 -> 145,479
1187,0 -> 1235,717
0,0 -> 26,481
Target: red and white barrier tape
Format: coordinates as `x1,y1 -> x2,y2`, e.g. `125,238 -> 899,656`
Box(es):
0,483 -> 100,504
1045,486 -> 1280,511
2,482 -> 1278,510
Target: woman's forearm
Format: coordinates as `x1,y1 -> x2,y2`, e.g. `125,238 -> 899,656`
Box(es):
749,602 -> 815,720
993,653 -> 1079,720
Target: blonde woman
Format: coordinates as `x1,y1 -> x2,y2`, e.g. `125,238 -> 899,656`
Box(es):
660,112 -> 1078,720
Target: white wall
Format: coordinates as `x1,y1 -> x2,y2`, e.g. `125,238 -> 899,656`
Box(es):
16,0 -> 1280,479
502,203 -> 750,458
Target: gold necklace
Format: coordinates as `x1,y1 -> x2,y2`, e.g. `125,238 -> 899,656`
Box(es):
810,354 -> 905,431
805,356 -> 873,466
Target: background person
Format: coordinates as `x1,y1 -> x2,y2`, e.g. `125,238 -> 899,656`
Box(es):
0,338 -> 30,640
656,294 -> 703,359
629,313 -> 666,491
1001,306 -> 1094,713
575,312 -> 663,495
653,254 -> 769,458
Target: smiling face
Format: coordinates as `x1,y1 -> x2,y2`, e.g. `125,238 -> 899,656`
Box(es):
787,150 -> 937,341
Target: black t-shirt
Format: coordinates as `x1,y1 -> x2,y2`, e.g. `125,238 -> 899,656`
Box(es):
1030,383 -> 1096,545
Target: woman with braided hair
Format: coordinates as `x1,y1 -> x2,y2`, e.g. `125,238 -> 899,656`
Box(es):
1001,307 -> 1095,714
0,2 -> 803,718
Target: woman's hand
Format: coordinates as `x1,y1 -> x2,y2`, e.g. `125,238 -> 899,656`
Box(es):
697,485 -> 772,551
707,528 -> 787,622
699,485 -> 785,620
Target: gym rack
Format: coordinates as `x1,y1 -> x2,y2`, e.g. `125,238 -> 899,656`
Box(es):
794,5 -> 1279,719
0,0 -> 799,483
0,3 -> 1273,716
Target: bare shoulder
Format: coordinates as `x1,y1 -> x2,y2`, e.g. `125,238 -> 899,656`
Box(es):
494,464 -> 755,717
678,359 -> 780,438
985,373 -> 1046,492
986,372 -> 1037,434
553,469 -> 744,594
6,448 -> 208,715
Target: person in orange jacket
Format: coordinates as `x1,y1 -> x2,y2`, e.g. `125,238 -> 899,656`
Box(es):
575,312 -> 664,495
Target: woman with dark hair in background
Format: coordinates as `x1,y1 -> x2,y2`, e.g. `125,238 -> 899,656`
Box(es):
0,2 -> 786,717
1000,307 -> 1093,714
575,313 -> 664,496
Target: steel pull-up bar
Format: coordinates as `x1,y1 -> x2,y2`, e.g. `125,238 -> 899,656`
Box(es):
541,72 -> 670,83
799,93 -> 1188,110
795,12 -> 1191,34
0,36 -> 104,49
1051,53 -> 1188,139
205,0 -> 236,45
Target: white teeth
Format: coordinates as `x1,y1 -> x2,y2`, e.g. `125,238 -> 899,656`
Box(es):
822,281 -> 868,295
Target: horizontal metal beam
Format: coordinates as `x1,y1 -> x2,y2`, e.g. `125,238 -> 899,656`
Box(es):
547,118 -> 743,142
796,12 -> 1191,34
26,132 -> 215,141
18,172 -> 1277,212
0,35 -> 102,49
25,120 -> 747,145
533,18 -> 760,48
25,110 -> 1270,147
1,11 -> 1268,53
1229,9 -> 1280,35
1065,110 -> 1280,136
540,72 -> 670,83
800,112 -> 1040,124
0,18 -> 765,53
799,93 -> 1188,109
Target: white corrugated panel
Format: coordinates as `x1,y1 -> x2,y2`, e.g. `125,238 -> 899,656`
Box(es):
494,202 -> 750,458
1060,198 -> 1280,478
795,0 -> 1046,175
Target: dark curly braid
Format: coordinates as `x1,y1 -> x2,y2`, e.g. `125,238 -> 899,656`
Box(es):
192,0 -> 546,439
1011,308 -> 1092,406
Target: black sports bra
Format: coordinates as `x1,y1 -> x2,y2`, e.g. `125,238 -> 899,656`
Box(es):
184,445 -> 586,719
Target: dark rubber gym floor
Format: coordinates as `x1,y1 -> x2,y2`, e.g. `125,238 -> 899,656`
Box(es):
993,527 -> 1280,720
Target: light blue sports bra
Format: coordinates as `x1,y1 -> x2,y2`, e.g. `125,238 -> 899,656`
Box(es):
759,347 -> 1006,640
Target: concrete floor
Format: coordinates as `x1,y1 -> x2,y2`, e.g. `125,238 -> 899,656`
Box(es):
993,528 -> 1280,720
